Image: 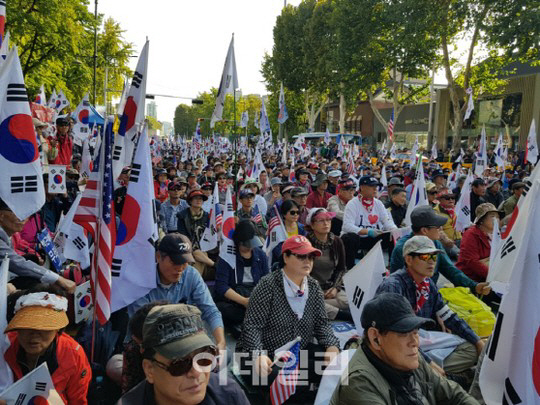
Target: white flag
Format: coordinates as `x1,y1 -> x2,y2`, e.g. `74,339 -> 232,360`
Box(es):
48,165 -> 66,194
390,143 -> 397,160
475,125 -> 487,177
112,126 -> 158,311
343,241 -> 386,335
35,84 -> 47,106
0,256 -> 14,391
259,97 -> 272,137
80,137 -> 93,179
53,194 -> 89,268
220,187 -> 236,273
0,31 -> 9,67
54,90 -> 69,113
72,93 -> 91,141
464,91 -> 474,120
431,141 -> 437,161
116,40 -> 149,173
200,182 -> 221,252
479,176 -> 540,405
47,89 -> 57,109
210,35 -> 238,128
409,136 -> 419,168
525,118 -> 538,165
240,111 -> 249,128
454,170 -> 474,232
455,148 -> 465,164
404,158 -> 428,227
277,82 -> 288,124
494,132 -> 505,170
0,363 -> 63,405
74,280 -> 94,324
0,47 -> 45,220
324,128 -> 330,145
488,217 -> 501,281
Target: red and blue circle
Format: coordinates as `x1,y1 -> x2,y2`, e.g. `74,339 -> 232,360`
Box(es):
222,217 -> 235,239
79,295 -> 91,308
55,100 -> 62,109
116,195 -> 140,246
78,109 -> 90,125
0,114 -> 39,164
54,174 -> 63,184
28,396 -> 50,405
118,96 -> 137,135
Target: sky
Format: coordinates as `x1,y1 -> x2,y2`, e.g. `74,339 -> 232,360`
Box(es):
93,0 -> 303,124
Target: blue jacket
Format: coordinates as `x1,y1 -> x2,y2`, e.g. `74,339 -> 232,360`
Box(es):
390,232 -> 477,290
215,246 -> 270,299
127,265 -> 224,333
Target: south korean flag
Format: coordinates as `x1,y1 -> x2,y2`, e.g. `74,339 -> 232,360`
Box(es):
0,46 -> 45,220
0,363 -> 63,404
48,165 -> 66,194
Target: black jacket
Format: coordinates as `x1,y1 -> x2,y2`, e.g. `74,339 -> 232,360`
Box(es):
177,208 -> 209,241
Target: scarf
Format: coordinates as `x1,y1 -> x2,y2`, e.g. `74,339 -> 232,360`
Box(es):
361,342 -> 424,405
308,231 -> 334,251
408,270 -> 430,312
360,196 -> 374,213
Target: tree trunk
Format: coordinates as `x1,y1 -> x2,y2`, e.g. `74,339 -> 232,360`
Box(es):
367,89 -> 388,138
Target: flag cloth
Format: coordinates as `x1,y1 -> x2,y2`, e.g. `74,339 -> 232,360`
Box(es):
74,280 -> 94,324
464,90 -> 474,120
404,157 -> 428,227
431,141 -> 437,161
455,148 -> 465,164
343,241 -> 386,334
0,363 -> 63,404
409,136 -> 419,168
387,109 -> 394,142
220,187 -> 236,275
80,137 -> 93,179
111,126 -> 158,311
0,256 -> 14,391
47,89 -> 57,109
265,206 -> 287,258
475,125 -> 487,177
324,128 -> 330,145
0,46 -> 45,220
200,182 -> 221,252
390,143 -> 396,160
72,93 -> 91,141
54,194 -> 89,269
259,97 -> 272,137
454,170 -> 474,232
270,340 -> 301,405
54,90 -> 69,113
494,133 -> 505,170
479,175 -> 540,405
0,31 -> 9,66
240,111 -> 249,128
210,35 -> 238,128
0,0 -> 5,49
35,84 -> 47,106
48,165 -> 66,194
116,40 -> 149,175
525,119 -> 538,165
278,82 -> 288,124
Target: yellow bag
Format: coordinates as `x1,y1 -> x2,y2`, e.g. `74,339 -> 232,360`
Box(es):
439,287 -> 495,337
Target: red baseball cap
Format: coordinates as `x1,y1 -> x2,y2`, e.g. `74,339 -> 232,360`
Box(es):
281,235 -> 322,256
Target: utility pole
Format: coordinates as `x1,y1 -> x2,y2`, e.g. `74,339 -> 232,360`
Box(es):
93,0 -> 98,105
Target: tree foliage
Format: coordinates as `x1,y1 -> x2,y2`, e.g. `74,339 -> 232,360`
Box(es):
6,0 -> 133,110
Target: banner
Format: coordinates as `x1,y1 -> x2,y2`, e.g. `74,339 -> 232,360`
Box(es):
36,228 -> 63,272
343,241 -> 386,335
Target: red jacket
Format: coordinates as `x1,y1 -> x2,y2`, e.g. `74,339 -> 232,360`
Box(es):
154,180 -> 169,203
5,332 -> 92,404
51,135 -> 73,166
455,225 -> 490,282
306,190 -> 333,209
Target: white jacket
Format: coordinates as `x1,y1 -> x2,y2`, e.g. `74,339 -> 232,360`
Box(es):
341,196 -> 397,236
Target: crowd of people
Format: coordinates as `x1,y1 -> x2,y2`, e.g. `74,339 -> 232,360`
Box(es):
0,115 -> 535,405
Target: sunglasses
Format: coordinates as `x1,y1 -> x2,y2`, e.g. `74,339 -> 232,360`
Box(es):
412,253 -> 438,262
288,210 -> 299,216
440,196 -> 455,200
291,253 -> 317,261
428,191 -> 438,195
151,347 -> 217,376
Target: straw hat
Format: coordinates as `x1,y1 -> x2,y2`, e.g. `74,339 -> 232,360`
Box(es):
5,292 -> 69,332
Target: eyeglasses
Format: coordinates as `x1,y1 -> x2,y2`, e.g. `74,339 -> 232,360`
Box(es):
412,253 -> 438,262
428,191 -> 438,195
287,210 -> 299,216
291,253 -> 317,261
151,347 -> 217,376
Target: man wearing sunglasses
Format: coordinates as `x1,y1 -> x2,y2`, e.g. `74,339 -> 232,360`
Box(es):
118,304 -> 249,405
377,236 -> 484,376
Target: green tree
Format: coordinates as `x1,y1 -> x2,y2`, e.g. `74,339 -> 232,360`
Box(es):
174,104 -> 196,136
146,115 -> 162,131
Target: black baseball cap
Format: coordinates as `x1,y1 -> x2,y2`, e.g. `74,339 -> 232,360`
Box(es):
410,206 -> 448,228
359,176 -> 381,187
361,293 -> 434,333
471,178 -> 486,187
157,233 -> 196,265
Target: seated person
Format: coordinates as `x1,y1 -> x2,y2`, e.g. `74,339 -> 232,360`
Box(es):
215,220 -> 269,336
159,181 -> 189,233
330,293 -> 478,405
306,174 -> 333,209
242,178 -> 268,216
271,200 -> 306,267
378,236 -> 485,374
434,187 -> 461,260
327,179 -> 355,235
127,234 -> 226,352
499,180 -> 525,220
236,189 -> 267,242
456,203 -> 502,283
236,235 -> 340,402
177,190 -> 215,280
118,304 -> 250,405
4,285 -> 91,404
154,168 -> 170,203
305,208 -> 351,321
263,177 -> 282,208
0,199 -> 75,293
390,206 -> 490,296
341,176 -> 397,269
291,187 -> 310,225
386,187 -> 407,227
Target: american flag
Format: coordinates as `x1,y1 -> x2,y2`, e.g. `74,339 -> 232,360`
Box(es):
270,341 -> 301,405
347,155 -> 355,175
74,123 -> 116,325
215,200 -> 223,229
252,205 -> 263,224
387,108 -> 394,141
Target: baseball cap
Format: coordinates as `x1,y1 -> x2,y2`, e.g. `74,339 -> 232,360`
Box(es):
487,177 -> 502,188
472,178 -> 486,187
388,177 -> 404,186
338,179 -> 356,190
361,293 -> 435,333
271,177 -> 282,186
201,182 -> 213,190
187,189 -> 208,203
306,208 -> 336,226
168,181 -> 182,190
328,170 -> 342,178
511,181 -> 526,191
403,235 -> 443,257
410,206 -> 448,228
281,235 -> 322,256
359,176 -> 381,187
239,189 -> 255,199
291,187 -> 308,197
142,304 -> 215,360
158,233 -> 196,265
